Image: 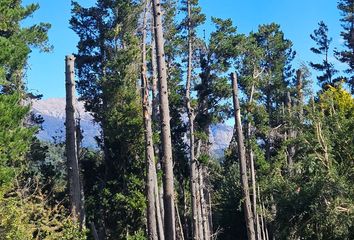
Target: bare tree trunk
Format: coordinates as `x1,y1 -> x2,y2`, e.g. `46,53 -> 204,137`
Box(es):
231,72 -> 256,240
185,1 -> 199,239
141,2 -> 158,239
197,165 -> 204,240
200,166 -> 210,240
195,140 -> 204,239
206,186 -> 213,238
296,70 -> 304,121
65,55 -> 84,226
258,186 -> 266,240
150,15 -> 165,240
90,222 -> 100,240
286,91 -> 295,175
151,14 -> 159,125
154,168 -> 165,240
76,116 -> 86,227
247,122 -> 261,240
175,203 -> 185,240
246,81 -> 261,240
152,0 -> 176,238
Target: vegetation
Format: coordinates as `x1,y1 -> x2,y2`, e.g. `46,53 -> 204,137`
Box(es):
0,0 -> 353,239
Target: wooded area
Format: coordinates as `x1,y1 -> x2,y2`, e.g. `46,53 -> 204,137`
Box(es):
0,0 -> 353,239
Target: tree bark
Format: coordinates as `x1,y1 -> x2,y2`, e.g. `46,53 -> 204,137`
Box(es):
141,2 -> 158,239
231,72 -> 256,240
154,168 -> 165,240
185,1 -> 199,239
200,166 -> 210,240
152,0 -> 176,238
175,203 -> 185,240
286,91 -> 295,175
296,69 -> 304,121
65,55 -> 83,225
246,81 -> 261,240
76,116 -> 86,227
258,186 -> 266,240
247,121 -> 261,240
150,15 -> 165,239
90,222 -> 100,240
195,140 -> 204,239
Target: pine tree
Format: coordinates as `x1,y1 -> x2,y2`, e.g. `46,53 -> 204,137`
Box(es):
71,1 -> 146,238
309,21 -> 338,89
336,0 -> 354,92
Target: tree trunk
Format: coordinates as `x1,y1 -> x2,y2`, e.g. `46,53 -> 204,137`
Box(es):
76,116 -> 86,227
231,72 -> 256,240
175,203 -> 185,240
296,69 -> 304,121
185,1 -> 199,239
246,81 -> 261,240
258,186 -> 266,240
197,165 -> 205,240
200,166 -> 210,240
195,140 -> 204,239
152,0 -> 176,238
150,15 -> 165,239
90,222 -> 100,240
151,13 -> 159,125
247,121 -> 261,240
141,2 -> 158,239
154,167 -> 165,240
65,55 -> 83,225
286,91 -> 295,175
206,187 -> 213,238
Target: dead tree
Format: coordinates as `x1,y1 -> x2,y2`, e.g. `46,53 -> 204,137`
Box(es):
65,55 -> 84,226
184,0 -> 200,239
141,2 -> 158,239
286,91 -> 296,175
152,0 -> 176,238
231,72 -> 256,240
296,69 -> 304,121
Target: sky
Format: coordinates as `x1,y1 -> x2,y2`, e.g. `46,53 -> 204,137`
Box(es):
22,0 -> 344,99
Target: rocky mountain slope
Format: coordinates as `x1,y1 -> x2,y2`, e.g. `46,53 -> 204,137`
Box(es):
32,98 -> 233,158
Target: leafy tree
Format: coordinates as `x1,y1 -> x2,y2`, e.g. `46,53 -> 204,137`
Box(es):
0,0 -> 51,90
271,85 -> 354,239
336,0 -> 354,92
310,21 -> 338,89
0,1 -> 87,239
70,1 -> 146,238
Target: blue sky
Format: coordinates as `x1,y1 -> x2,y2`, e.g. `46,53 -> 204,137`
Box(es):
22,0 -> 344,99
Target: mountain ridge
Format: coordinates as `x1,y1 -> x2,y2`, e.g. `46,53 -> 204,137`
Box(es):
32,98 -> 233,157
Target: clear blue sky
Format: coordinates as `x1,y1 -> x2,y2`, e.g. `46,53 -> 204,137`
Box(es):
22,0 -> 344,99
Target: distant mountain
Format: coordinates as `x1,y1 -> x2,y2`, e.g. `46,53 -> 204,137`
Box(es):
32,98 -> 233,157
32,98 -> 100,148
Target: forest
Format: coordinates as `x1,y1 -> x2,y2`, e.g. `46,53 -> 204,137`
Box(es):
0,0 -> 353,239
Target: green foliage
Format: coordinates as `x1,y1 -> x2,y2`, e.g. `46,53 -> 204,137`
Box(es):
213,155 -> 247,239
0,182 -> 87,240
127,230 -> 146,240
0,0 -> 51,90
265,85 -> 354,239
0,93 -> 34,194
71,0 -> 146,237
309,21 -> 339,89
336,0 -> 354,92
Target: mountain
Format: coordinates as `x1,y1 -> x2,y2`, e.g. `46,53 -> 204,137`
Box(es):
32,98 -> 100,148
32,98 -> 233,157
